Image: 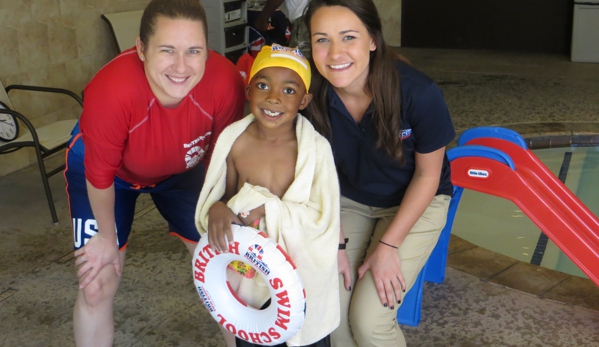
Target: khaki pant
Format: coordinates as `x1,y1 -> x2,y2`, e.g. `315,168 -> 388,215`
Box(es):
331,195 -> 451,347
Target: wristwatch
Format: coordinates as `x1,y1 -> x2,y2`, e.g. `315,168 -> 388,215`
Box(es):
338,238 -> 349,250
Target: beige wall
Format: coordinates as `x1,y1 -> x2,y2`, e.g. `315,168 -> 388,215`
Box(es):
0,0 -> 151,177
373,0 -> 401,47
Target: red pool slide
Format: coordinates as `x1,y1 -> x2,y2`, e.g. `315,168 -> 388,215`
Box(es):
448,127 -> 599,287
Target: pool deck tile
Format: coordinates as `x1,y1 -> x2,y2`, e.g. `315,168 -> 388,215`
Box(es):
523,123 -> 575,137
565,122 -> 599,135
447,234 -> 599,313
505,123 -> 571,137
542,276 -> 599,312
447,234 -> 478,254
486,261 -> 570,296
446,243 -> 519,280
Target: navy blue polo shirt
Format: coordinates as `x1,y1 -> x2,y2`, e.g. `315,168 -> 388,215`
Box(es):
328,61 -> 455,208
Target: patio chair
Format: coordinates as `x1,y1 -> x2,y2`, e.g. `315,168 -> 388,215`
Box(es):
0,82 -> 83,224
101,10 -> 144,52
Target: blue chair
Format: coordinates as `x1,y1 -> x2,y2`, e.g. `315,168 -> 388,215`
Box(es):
424,186 -> 464,283
396,143 -> 516,326
396,186 -> 463,326
395,262 -> 427,326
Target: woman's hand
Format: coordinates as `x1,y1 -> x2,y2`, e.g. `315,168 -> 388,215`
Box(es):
358,243 -> 405,309
78,181 -> 120,289
74,233 -> 121,289
338,249 -> 352,291
356,149 -> 446,308
208,201 -> 242,253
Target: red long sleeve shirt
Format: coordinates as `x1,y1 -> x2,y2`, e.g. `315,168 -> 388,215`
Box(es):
80,49 -> 245,189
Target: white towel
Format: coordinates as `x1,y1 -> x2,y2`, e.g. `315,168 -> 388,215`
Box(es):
195,114 -> 340,345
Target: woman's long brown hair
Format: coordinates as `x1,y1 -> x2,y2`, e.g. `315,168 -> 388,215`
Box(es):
303,0 -> 406,162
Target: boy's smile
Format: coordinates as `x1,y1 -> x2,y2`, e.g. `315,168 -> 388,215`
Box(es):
263,110 -> 283,117
246,66 -> 312,132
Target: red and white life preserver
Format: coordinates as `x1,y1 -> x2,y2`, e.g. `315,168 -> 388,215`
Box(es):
192,224 -> 306,346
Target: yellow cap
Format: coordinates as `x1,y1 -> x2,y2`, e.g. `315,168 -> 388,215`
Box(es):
249,44 -> 311,91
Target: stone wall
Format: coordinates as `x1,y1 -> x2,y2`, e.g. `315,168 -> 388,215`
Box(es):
373,0 -> 401,47
0,0 -> 403,178
0,0 -> 151,177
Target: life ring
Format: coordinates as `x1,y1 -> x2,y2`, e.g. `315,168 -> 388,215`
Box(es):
193,224 -> 306,346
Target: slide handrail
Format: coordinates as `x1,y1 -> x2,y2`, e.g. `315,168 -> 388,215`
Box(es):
457,126 -> 528,149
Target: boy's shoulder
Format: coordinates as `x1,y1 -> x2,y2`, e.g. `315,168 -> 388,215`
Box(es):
228,122 -> 255,154
212,114 -> 255,159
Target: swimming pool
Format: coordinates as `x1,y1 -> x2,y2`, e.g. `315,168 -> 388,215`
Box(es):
452,144 -> 599,278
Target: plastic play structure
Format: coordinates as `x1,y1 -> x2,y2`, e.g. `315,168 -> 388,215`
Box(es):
396,126 -> 599,326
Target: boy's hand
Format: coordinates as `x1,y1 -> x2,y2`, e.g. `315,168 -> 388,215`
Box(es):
238,205 -> 265,226
208,201 -> 242,253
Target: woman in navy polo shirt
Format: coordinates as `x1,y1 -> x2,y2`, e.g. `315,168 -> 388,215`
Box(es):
303,0 -> 455,346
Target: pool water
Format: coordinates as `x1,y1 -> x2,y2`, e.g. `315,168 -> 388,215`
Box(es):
452,146 -> 599,278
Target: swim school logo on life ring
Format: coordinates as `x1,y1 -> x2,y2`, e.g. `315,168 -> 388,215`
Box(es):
245,244 -> 270,275
192,225 -> 306,346
197,286 -> 217,313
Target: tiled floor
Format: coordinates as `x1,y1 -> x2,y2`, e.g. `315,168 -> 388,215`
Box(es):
447,234 -> 599,313
2,48 -> 599,346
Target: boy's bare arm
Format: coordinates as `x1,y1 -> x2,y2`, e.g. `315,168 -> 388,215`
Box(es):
207,152 -> 242,253
226,139 -> 267,225
223,151 -> 240,201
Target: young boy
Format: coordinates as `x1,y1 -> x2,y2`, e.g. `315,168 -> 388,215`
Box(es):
195,44 -> 340,347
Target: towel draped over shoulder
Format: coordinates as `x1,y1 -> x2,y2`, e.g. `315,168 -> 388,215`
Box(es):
195,114 -> 340,346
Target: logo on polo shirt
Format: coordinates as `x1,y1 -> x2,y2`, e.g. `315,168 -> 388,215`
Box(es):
185,146 -> 205,169
184,133 -> 209,169
399,129 -> 412,140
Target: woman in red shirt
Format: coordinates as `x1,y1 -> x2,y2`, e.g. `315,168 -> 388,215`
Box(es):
64,0 -> 245,345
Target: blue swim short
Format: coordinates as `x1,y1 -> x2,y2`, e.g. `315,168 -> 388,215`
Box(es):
65,123 -> 205,251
